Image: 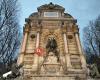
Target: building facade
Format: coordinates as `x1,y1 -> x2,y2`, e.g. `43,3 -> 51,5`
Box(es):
17,2 -> 87,80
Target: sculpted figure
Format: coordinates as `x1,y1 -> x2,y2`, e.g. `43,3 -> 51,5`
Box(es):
46,38 -> 59,62
46,38 -> 57,52
1,61 -> 23,79
88,64 -> 99,78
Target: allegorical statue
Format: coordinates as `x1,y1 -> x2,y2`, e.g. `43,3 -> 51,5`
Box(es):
46,38 -> 59,62
0,60 -> 23,80
87,64 -> 100,78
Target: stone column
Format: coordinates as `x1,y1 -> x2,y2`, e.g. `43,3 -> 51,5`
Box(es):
36,32 -> 40,48
33,32 -> 40,70
63,33 -> 72,69
75,32 -> 86,68
17,30 -> 28,65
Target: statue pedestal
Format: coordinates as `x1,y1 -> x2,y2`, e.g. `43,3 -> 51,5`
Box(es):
40,52 -> 61,75
43,63 -> 61,75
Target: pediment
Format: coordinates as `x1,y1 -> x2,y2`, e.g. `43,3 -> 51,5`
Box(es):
37,2 -> 65,11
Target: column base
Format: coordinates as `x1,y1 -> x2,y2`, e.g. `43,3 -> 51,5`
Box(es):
32,64 -> 38,71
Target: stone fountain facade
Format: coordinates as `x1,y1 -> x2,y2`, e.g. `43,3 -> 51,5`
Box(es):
17,2 -> 87,80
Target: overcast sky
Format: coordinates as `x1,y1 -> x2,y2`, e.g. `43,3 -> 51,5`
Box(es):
19,0 -> 100,39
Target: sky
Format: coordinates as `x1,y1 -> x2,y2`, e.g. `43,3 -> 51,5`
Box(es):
19,0 -> 100,40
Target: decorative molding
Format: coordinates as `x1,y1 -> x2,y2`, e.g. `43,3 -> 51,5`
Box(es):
37,2 -> 65,12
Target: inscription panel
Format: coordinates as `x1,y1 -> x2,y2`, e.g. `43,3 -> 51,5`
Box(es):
44,12 -> 59,17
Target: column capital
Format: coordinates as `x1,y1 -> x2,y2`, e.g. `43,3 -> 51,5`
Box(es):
74,25 -> 79,34
23,24 -> 30,34
62,30 -> 67,34
36,25 -> 42,33
61,25 -> 67,34
36,30 -> 42,34
62,29 -> 67,33
74,31 -> 79,36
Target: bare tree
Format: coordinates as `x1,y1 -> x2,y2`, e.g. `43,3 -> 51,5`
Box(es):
83,15 -> 100,73
0,0 -> 21,74
83,15 -> 100,56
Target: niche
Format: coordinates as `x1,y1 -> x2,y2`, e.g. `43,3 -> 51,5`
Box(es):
67,35 -> 73,43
